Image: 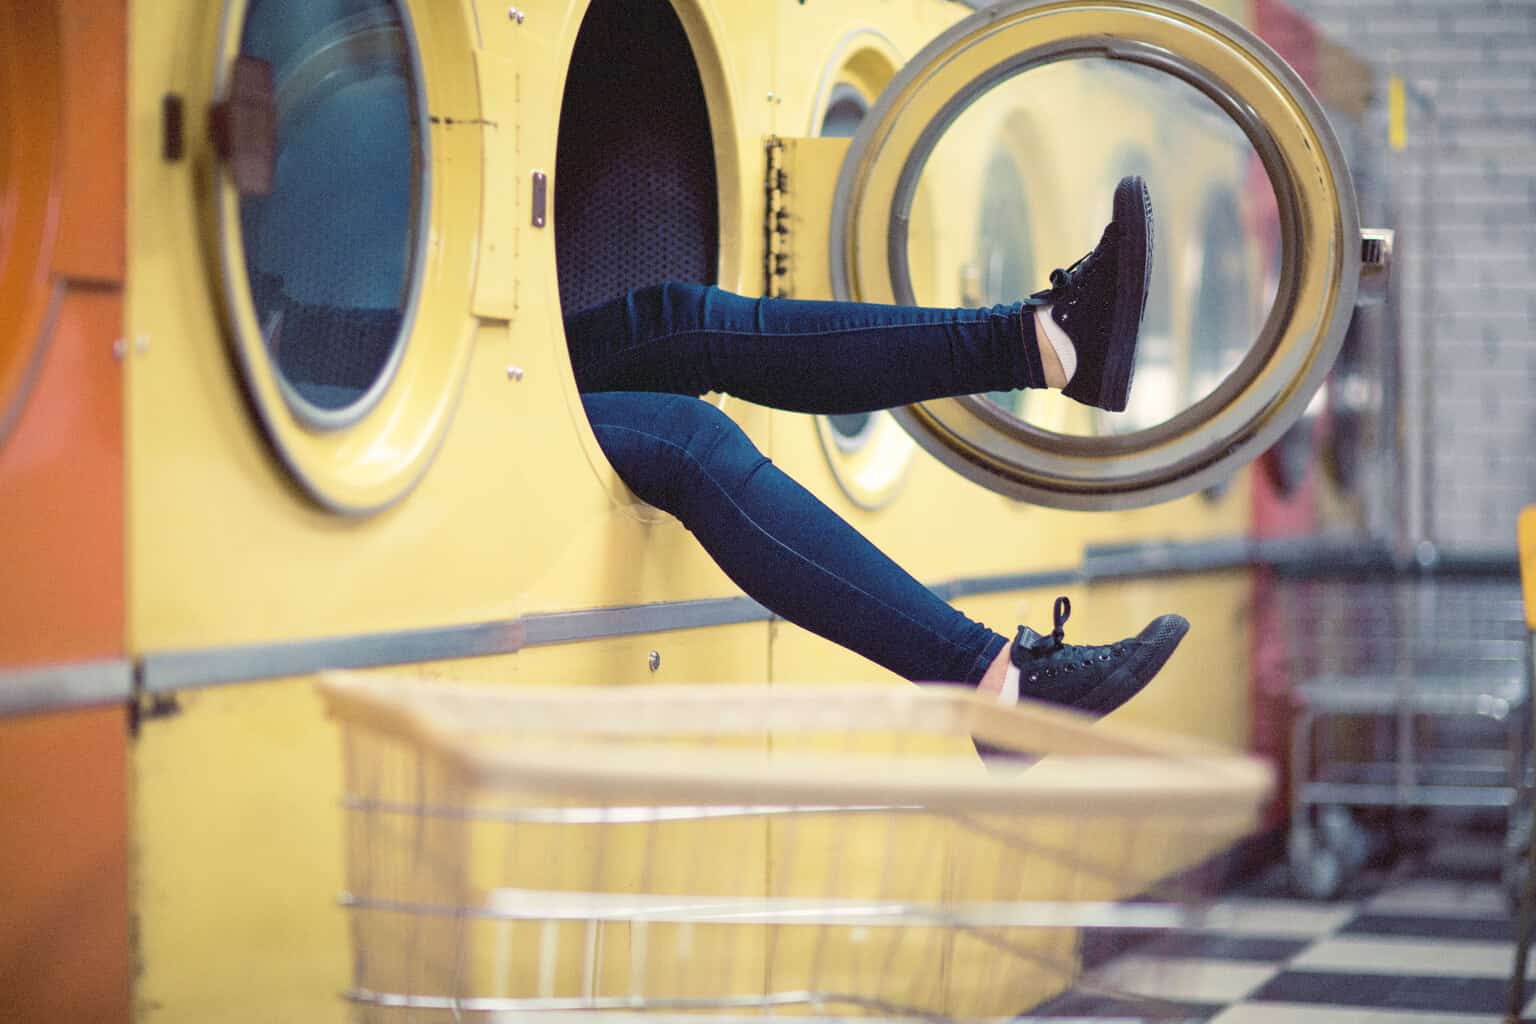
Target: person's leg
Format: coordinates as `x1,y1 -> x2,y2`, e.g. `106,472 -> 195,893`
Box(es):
564,175 -> 1155,415
584,390 -> 1007,683
566,282 -> 1049,414
583,391 -> 1185,713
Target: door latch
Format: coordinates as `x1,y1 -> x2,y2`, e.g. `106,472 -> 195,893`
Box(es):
209,55 -> 277,197
1357,229 -> 1394,306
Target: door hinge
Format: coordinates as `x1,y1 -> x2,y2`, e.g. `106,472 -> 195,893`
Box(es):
764,136 -> 791,298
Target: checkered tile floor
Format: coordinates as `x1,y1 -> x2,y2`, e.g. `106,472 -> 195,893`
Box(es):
1029,824 -> 1530,1022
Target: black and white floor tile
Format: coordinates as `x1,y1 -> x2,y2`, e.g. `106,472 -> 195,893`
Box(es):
1031,824 -> 1530,1022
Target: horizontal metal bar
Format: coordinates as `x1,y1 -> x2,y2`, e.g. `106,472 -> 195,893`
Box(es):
349,1006 -> 1124,1024
339,797 -> 922,824
519,597 -> 770,647
142,619 -> 527,692
344,989 -> 983,1021
1295,678 -> 1522,717
1300,781 -> 1518,809
342,889 -> 1228,931
1262,538 -> 1521,580
344,992 -> 1134,1024
134,567 -> 1102,695
0,659 -> 134,716
1319,757 -> 1518,781
933,568 -> 1081,600
36,530 -> 1500,710
1083,535 -> 1254,580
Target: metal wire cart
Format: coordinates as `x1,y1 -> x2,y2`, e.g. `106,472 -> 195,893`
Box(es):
1281,574 -> 1531,900
319,677 -> 1272,1022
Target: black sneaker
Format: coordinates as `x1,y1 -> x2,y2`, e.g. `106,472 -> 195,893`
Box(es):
1027,175 -> 1153,413
1007,596 -> 1187,717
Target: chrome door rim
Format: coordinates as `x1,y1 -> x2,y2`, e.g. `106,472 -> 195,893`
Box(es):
830,0 -> 1360,510
207,0 -> 480,516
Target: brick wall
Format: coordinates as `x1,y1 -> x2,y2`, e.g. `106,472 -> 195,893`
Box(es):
1286,0 -> 1536,554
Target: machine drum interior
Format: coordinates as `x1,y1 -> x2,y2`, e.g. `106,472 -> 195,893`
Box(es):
555,0 -> 719,317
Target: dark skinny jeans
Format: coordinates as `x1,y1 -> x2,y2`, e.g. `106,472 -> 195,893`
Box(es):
566,283 -> 1047,684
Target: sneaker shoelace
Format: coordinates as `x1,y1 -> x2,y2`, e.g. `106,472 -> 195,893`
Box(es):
1028,223 -> 1116,309
1016,596 -> 1129,678
1020,595 -> 1072,655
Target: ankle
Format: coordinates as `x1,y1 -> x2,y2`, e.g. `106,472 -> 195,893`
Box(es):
978,643 -> 1011,697
1034,306 -> 1077,388
1032,308 -> 1068,388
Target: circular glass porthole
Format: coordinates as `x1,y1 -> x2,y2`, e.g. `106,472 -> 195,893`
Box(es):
236,0 -> 426,424
1190,186 -> 1264,500
832,0 -> 1363,510
820,82 -> 871,141
810,43 -> 918,511
970,147 -> 1034,419
1188,187 -> 1261,406
213,0 -> 480,513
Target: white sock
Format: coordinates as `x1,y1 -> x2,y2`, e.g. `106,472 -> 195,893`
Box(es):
999,663 -> 1020,704
1034,305 -> 1077,383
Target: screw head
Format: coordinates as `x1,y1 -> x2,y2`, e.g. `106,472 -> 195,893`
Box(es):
506,366 -> 525,382
647,650 -> 661,673
508,7 -> 525,23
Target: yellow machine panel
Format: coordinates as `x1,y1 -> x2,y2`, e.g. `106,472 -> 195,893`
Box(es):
36,0 -> 1380,1016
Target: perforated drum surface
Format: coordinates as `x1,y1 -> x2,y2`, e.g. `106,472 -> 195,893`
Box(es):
555,0 -> 719,317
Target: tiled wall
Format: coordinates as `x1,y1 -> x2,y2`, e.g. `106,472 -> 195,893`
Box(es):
1288,0 -> 1536,555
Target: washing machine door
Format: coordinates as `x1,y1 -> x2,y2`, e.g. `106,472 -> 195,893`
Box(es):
0,5 -> 64,445
829,0 -> 1382,510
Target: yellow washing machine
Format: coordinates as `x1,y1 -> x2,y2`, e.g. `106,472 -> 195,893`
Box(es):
108,0 -> 1385,1017
759,0 -> 1366,728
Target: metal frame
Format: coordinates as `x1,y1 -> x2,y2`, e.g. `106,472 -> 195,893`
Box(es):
1282,577 -> 1531,901
1507,514 -> 1536,1019
324,679 -> 1270,1017
829,0 -> 1368,510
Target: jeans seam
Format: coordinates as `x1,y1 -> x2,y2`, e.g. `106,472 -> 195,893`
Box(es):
592,422 -> 986,668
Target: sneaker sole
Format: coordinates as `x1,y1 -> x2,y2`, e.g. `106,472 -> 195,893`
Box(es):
1075,613 -> 1188,716
1098,175 -> 1153,414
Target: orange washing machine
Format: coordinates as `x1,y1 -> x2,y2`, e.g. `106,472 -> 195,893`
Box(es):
0,3 -> 131,1021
